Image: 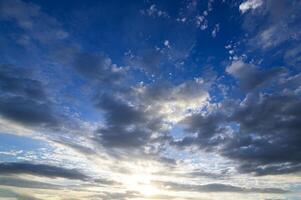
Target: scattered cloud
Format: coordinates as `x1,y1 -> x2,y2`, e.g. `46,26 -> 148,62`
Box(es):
226,60 -> 285,91
0,162 -> 88,180
0,0 -> 300,199
156,181 -> 289,194
0,64 -> 58,127
239,0 -> 263,13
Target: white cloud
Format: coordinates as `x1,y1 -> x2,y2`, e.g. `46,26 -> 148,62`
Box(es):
239,0 -> 263,13
226,60 -> 248,77
212,24 -> 220,38
134,80 -> 210,123
164,40 -> 171,48
141,4 -> 169,18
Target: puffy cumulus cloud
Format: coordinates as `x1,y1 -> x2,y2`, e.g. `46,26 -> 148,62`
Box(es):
133,80 -> 210,123
0,162 -> 88,180
175,91 -> 301,176
223,93 -> 301,175
173,111 -> 227,151
93,78 -> 211,152
172,61 -> 301,176
0,64 -> 58,128
226,60 -> 285,91
239,0 -> 263,13
96,94 -> 147,127
95,94 -> 154,149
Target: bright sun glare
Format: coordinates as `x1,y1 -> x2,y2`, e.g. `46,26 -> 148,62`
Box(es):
125,174 -> 160,196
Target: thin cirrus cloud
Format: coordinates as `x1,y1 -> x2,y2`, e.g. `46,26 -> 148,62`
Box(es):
0,0 -> 300,199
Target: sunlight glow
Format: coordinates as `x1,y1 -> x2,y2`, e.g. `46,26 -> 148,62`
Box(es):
124,173 -> 160,196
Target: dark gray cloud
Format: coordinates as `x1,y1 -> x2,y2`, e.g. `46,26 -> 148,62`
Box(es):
174,92 -> 301,176
186,169 -> 230,179
93,79 -> 209,160
0,162 -> 88,180
97,126 -> 151,148
0,96 -> 57,126
95,94 -> 152,148
0,64 -> 58,127
223,93 -> 301,175
96,94 -> 147,127
155,181 -> 289,194
179,112 -> 226,149
171,108 -> 228,152
0,65 -> 46,100
226,60 -> 285,91
73,52 -> 124,84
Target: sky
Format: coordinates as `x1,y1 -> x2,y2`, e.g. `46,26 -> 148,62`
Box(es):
0,0 -> 301,199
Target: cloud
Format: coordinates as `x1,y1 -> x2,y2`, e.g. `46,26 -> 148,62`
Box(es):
73,52 -> 124,84
140,4 -> 169,19
0,64 -> 58,127
134,80 -> 210,123
0,176 -> 61,189
0,188 -> 41,200
0,96 -> 57,126
94,94 -> 154,149
0,162 -> 88,180
96,126 -> 151,149
156,181 -> 288,194
94,79 -> 210,149
0,0 -> 68,44
92,191 -> 139,200
242,0 -> 301,50
0,1 -> 300,199
0,65 -> 46,100
223,93 -> 301,175
239,0 -> 263,13
284,44 -> 301,67
226,60 -> 285,91
96,94 -> 147,127
211,24 -> 220,38
172,112 -> 226,151
174,89 -> 301,175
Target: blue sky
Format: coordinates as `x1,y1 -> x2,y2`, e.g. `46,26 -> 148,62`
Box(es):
0,0 -> 301,199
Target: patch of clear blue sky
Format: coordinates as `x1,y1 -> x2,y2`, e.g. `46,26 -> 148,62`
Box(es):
0,133 -> 48,162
